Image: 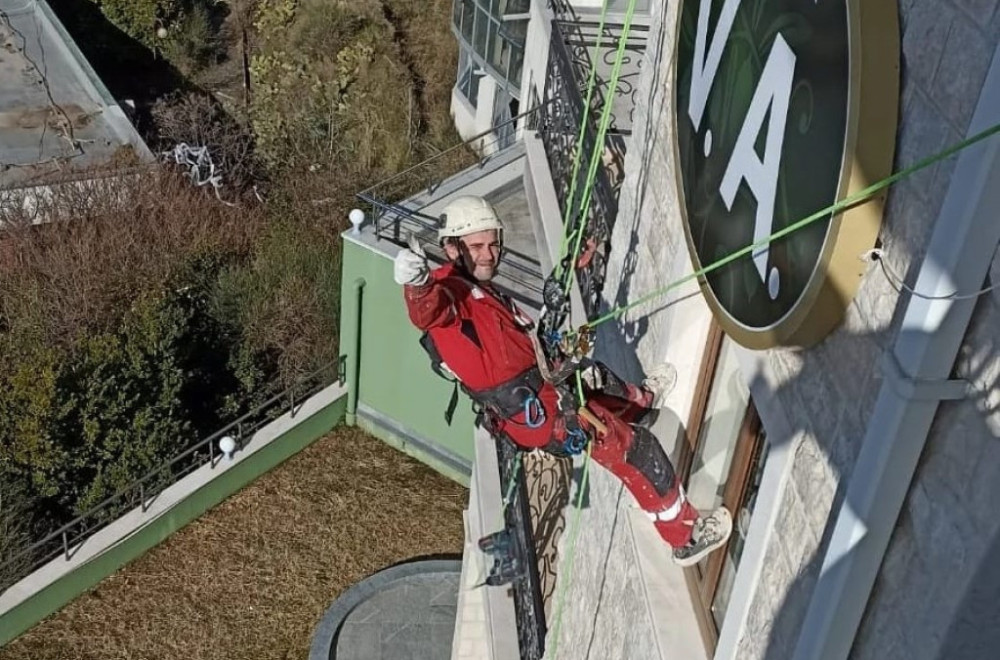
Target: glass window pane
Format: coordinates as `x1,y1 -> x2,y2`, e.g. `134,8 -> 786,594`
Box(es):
461,0 -> 475,43
474,8 -> 490,56
711,437 -> 769,628
456,48 -> 479,108
686,338 -> 749,512
468,69 -> 481,107
509,44 -> 524,87
489,33 -> 507,75
453,0 -> 462,30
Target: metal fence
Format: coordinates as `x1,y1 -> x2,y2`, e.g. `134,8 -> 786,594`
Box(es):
0,363 -> 339,591
356,102 -> 552,246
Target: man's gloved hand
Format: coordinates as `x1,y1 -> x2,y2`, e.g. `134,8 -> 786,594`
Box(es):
393,234 -> 429,286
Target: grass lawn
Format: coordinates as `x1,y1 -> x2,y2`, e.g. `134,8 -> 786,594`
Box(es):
0,427 -> 467,660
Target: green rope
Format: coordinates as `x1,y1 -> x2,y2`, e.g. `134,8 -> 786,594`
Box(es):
546,444 -> 592,659
562,0 -> 641,299
553,0 -> 614,281
542,119 -> 1000,658
574,119 -> 1000,335
546,7 -> 639,653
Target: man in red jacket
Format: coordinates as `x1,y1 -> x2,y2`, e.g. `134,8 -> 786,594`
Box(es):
394,195 -> 731,566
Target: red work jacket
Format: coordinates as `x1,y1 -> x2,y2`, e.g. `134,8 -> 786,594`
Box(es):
404,261 -> 559,448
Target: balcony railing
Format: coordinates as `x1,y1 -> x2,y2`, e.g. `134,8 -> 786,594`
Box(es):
535,14 -> 648,316
0,363 -> 339,593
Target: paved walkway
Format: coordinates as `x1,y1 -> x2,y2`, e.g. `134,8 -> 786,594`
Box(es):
333,572 -> 460,660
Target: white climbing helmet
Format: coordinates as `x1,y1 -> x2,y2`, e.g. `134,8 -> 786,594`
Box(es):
438,195 -> 504,242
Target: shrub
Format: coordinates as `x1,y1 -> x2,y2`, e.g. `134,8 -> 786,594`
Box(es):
211,219 -> 341,387
0,482 -> 33,592
0,170 -> 269,524
89,0 -> 224,75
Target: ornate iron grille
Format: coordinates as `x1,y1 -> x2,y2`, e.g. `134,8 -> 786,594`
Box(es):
490,437 -> 573,659
496,437 -> 548,659
535,16 -> 647,316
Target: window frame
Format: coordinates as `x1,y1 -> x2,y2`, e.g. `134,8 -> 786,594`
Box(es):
680,321 -> 767,653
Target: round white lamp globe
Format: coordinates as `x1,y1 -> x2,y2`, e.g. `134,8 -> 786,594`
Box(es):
219,436 -> 236,460
348,209 -> 365,235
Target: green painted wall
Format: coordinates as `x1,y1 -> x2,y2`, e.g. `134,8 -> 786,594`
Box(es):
339,238 -> 476,474
0,396 -> 346,648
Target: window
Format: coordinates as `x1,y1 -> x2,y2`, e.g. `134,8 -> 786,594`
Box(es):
456,48 -> 481,108
451,0 -> 527,94
681,322 -> 769,651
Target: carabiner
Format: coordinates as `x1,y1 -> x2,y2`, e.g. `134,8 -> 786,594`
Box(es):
523,395 -> 546,429
563,428 -> 588,455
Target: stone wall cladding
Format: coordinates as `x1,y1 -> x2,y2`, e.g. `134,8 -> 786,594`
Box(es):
549,0 -> 1000,659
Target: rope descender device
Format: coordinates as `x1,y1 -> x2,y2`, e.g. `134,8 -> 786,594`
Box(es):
559,324 -> 595,360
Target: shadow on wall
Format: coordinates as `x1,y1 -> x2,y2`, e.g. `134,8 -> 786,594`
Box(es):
602,14 -> 670,352
938,522 -> 1000,660
588,61 -> 1000,660
593,238 -> 999,660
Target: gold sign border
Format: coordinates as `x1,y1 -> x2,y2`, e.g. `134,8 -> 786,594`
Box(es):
672,0 -> 900,349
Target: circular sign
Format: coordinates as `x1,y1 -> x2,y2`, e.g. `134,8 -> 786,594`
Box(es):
673,0 -> 899,348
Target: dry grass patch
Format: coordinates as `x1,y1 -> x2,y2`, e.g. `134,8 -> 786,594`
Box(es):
0,427 -> 467,660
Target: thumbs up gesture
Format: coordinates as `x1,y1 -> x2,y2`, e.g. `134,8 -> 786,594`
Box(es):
393,234 -> 430,286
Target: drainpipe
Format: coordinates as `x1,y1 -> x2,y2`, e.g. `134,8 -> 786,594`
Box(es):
792,47 -> 1000,660
345,278 -> 366,426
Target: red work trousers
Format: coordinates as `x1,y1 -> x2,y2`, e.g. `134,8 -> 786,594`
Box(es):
498,368 -> 699,548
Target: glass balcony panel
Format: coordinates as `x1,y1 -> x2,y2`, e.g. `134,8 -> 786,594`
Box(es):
505,0 -> 530,13
509,44 -> 524,87
474,8 -> 490,56
460,0 -> 475,43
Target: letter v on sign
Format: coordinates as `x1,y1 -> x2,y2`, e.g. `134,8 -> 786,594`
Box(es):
687,0 -> 742,132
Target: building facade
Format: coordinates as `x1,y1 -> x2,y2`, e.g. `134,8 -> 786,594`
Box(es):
541,1 -> 1000,659
437,1 -> 1000,659
341,1 -> 1000,659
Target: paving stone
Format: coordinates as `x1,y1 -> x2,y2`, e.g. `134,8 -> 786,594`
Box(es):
902,0 -> 955,87
930,15 -> 995,131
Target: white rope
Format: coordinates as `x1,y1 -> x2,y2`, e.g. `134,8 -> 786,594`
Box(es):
161,143 -> 236,207
865,248 -> 1000,301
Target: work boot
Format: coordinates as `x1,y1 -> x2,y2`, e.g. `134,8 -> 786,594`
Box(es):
634,363 -> 678,428
642,363 -> 678,409
672,507 -> 733,568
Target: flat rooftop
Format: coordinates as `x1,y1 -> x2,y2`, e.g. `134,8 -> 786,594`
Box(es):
0,0 -> 151,190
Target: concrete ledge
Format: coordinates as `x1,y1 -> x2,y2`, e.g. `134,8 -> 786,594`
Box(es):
627,508 -> 708,660
0,384 -> 347,647
356,402 -> 473,486
470,428 -> 520,660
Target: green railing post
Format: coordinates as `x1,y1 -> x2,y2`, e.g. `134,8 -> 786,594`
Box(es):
345,277 -> 366,425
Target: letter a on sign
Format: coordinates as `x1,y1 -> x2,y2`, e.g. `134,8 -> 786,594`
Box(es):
719,34 -> 796,296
